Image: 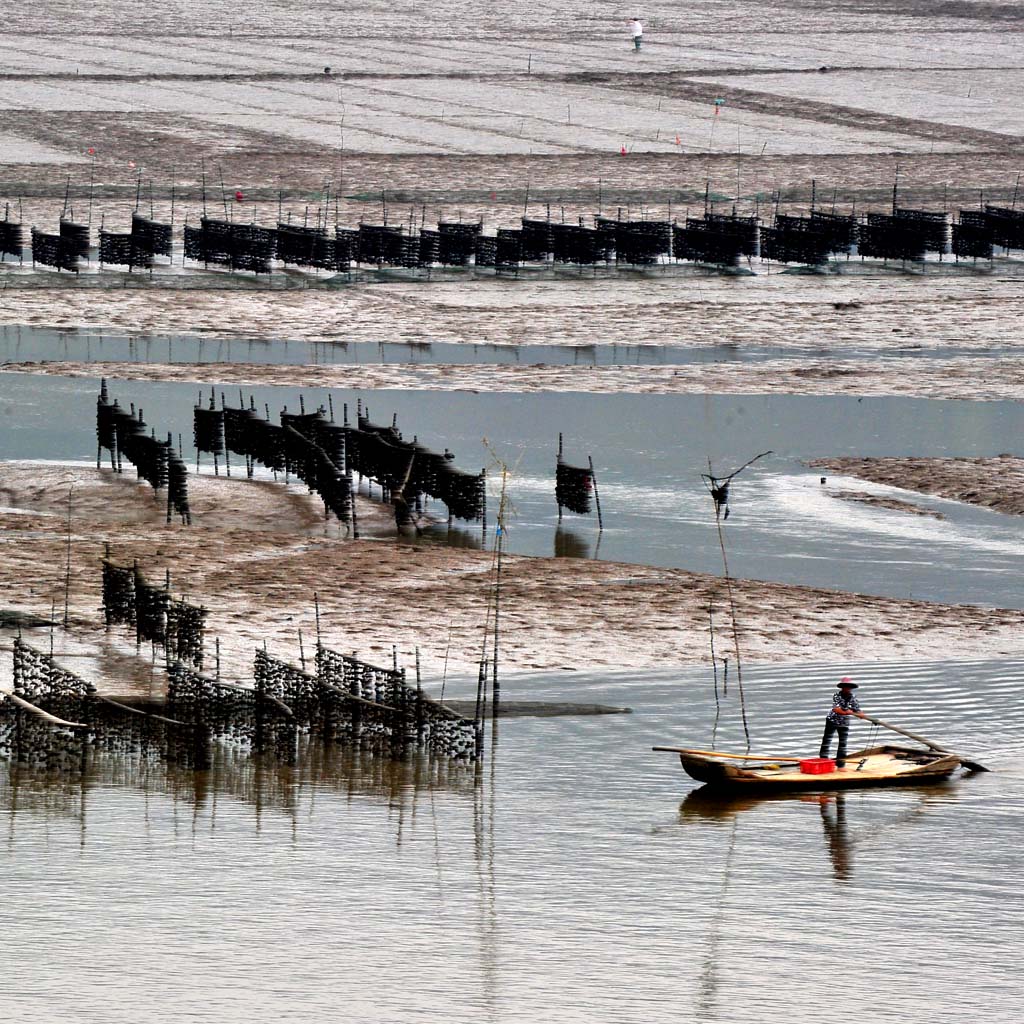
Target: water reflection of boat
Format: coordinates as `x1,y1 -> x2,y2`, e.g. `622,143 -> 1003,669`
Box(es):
658,744 -> 965,790
680,783 -> 949,881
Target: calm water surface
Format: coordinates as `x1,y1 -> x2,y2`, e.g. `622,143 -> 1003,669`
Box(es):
2,658 -> 1020,1023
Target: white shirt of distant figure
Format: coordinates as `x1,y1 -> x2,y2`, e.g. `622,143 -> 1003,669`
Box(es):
630,18 -> 643,51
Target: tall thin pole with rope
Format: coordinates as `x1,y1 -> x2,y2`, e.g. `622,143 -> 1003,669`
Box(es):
480,442 -> 518,716
701,451 -> 771,751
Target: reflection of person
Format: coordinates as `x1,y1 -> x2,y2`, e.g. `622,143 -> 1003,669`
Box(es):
819,677 -> 867,768
818,794 -> 852,881
630,18 -> 643,51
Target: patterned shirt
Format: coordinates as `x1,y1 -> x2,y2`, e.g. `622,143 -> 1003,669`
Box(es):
827,690 -> 861,726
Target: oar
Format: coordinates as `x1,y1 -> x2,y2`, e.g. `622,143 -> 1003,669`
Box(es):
863,715 -> 990,773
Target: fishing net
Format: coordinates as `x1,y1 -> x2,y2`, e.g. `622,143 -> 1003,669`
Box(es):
809,211 -> 858,254
760,215 -> 831,265
418,228 -> 441,266
704,213 -> 759,257
97,385 -> 190,519
495,228 -> 522,270
193,404 -> 225,456
134,567 -> 169,645
555,460 -> 594,515
131,213 -> 173,257
165,598 -> 205,668
550,223 -> 599,265
103,559 -> 204,666
0,219 -> 24,258
859,214 -> 928,261
277,223 -> 336,270
392,235 -> 417,268
167,447 -> 191,524
98,230 -> 153,270
520,219 -> 552,261
893,208 -> 950,253
474,234 -> 497,268
347,412 -> 485,523
358,223 -> 404,265
184,218 -> 276,273
980,206 -> 1024,250
672,219 -> 744,266
437,222 -> 481,266
316,646 -> 478,760
60,220 -> 90,259
216,403 -> 351,520
594,218 -> 671,265
952,216 -> 994,260
31,227 -> 80,272
101,558 -> 136,627
335,227 -> 359,269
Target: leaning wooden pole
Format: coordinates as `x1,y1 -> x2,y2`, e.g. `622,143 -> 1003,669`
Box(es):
62,485 -> 73,627
589,455 -> 603,531
713,507 -> 750,750
863,715 -> 989,772
491,466 -> 508,707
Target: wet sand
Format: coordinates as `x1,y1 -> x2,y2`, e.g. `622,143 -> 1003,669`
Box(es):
2,463 -> 1022,697
8,353 -> 1024,402
4,272 -> 1024,355
810,455 -> 1024,517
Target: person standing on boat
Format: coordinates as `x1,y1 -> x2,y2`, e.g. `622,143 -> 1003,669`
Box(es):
819,678 -> 867,769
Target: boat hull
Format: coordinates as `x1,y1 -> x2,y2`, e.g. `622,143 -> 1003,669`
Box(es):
677,745 -> 962,791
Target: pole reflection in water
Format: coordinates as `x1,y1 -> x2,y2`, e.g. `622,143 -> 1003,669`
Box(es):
553,525 -> 600,560
418,522 -> 485,551
0,736 -> 482,841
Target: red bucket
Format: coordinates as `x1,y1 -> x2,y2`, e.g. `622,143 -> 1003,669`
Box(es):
799,758 -> 836,774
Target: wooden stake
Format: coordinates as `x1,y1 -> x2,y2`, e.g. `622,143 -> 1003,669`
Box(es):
62,486 -> 73,628
589,455 -> 603,531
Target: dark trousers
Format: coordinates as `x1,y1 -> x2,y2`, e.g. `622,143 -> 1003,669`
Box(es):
634,36 -> 642,50
819,720 -> 849,767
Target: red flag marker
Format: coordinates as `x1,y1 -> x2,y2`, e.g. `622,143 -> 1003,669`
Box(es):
235,190 -> 244,202
620,145 -> 628,156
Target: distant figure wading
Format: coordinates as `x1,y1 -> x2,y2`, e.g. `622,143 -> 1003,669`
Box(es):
630,18 -> 643,51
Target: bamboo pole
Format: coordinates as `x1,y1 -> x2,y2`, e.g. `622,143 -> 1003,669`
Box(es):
589,455 -> 603,530
5,692 -> 87,728
91,693 -> 186,726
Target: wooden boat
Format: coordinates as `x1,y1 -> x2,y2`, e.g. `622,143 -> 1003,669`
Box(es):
654,743 -> 967,791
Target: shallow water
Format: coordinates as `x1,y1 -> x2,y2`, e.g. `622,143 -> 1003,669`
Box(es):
2,656 -> 1019,1023
2,371 -> 1023,607
2,324 -> 1019,367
